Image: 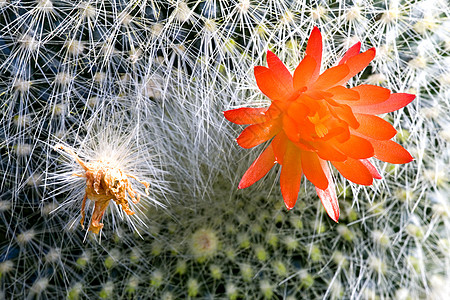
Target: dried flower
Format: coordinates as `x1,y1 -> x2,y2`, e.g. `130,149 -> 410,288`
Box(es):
54,144 -> 149,234
224,27 -> 414,222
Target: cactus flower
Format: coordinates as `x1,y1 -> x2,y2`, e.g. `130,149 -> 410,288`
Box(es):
224,27 -> 414,222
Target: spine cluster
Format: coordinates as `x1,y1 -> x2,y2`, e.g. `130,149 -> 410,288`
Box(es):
0,1 -> 449,299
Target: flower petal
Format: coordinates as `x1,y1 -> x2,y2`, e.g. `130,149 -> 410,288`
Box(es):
335,126 -> 351,143
354,114 -> 396,140
282,114 -> 301,142
313,141 -> 347,162
348,84 -> 391,106
236,119 -> 280,149
327,86 -> 360,101
360,159 -> 382,179
334,135 -> 374,159
332,104 -> 359,129
335,48 -> 376,86
370,139 -> 414,164
306,90 -> 333,100
332,158 -> 373,185
272,132 -> 289,165
351,93 -> 416,114
315,159 -> 339,222
265,101 -> 285,119
306,26 -> 322,82
294,140 -> 314,151
238,145 -> 276,189
254,66 -> 291,101
301,150 -> 328,190
338,42 -> 361,65
298,93 -> 321,112
312,64 -> 350,91
280,143 -> 302,210
223,107 -> 268,125
267,50 -> 294,94
287,101 -> 309,120
321,125 -> 347,141
293,55 -> 317,90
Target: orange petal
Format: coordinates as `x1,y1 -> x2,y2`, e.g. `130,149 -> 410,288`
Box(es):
312,64 -> 350,91
360,159 -> 382,179
370,139 -> 414,164
354,114 -> 396,140
351,93 -> 416,114
287,101 -> 309,120
306,26 -> 323,82
265,101 -> 285,119
301,150 -> 328,190
327,86 -> 360,101
224,107 -> 268,125
293,140 -> 314,151
236,119 -> 280,149
321,125 -> 346,141
298,93 -> 321,112
293,55 -> 317,90
238,145 -> 276,189
323,97 -> 342,107
280,143 -> 302,210
266,50 -> 294,94
334,135 -> 374,159
335,48 -> 376,86
272,132 -> 289,165
347,85 -> 391,106
305,90 -> 333,100
332,104 -> 359,129
338,42 -> 361,65
335,126 -> 351,143
282,114 -> 300,142
315,159 -> 339,222
312,141 -> 347,162
332,158 -> 373,185
254,66 -> 291,101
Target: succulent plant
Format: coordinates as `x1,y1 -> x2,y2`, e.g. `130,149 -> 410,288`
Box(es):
1,0 -> 449,299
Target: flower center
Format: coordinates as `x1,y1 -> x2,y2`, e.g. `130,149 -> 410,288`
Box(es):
308,112 -> 330,138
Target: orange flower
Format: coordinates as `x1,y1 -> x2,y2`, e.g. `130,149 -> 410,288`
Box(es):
224,27 -> 414,222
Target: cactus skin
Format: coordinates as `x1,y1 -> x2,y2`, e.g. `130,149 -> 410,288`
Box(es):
1,0 -> 449,299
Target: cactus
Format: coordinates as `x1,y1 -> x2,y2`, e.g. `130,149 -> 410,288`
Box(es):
1,0 -> 449,299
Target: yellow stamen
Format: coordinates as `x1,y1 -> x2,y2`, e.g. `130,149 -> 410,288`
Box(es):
308,112 -> 330,138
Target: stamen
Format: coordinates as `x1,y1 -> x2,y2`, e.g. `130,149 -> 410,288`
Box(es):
308,112 -> 330,138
